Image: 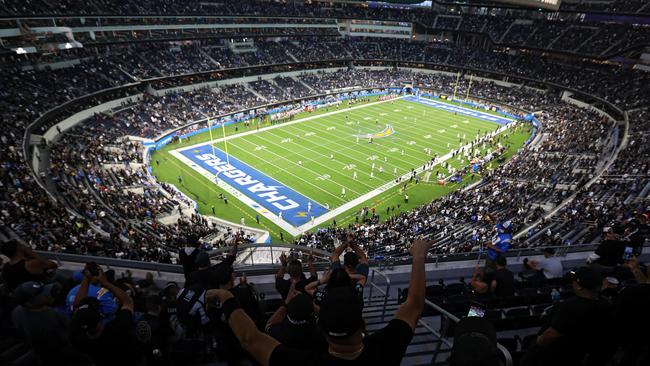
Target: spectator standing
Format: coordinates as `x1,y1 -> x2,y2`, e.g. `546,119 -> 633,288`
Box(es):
66,265 -> 117,319
71,267 -> 141,366
484,216 -> 513,272
265,287 -> 326,350
178,234 -> 202,277
208,238 -> 433,366
484,255 -> 516,297
275,252 -> 317,300
590,225 -> 626,268
329,233 -> 370,286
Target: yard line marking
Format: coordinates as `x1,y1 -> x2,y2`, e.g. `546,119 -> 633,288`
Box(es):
176,95 -> 409,152
244,130 -> 376,191
229,136 -> 364,196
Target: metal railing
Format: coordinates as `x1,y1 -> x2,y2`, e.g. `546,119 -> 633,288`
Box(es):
38,241 -> 615,277
366,269 -> 392,321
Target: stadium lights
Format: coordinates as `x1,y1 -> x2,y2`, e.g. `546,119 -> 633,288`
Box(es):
15,47 -> 27,54
65,42 -> 73,49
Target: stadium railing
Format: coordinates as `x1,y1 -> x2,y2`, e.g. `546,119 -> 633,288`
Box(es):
37,242 -> 612,276
366,269 -> 392,321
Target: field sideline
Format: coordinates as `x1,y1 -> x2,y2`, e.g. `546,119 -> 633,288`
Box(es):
151,95 -> 530,240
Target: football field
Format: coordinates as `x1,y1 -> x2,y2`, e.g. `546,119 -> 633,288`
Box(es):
151,95 -> 530,239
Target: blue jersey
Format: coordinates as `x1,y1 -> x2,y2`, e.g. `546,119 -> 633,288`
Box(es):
65,284 -> 117,320
488,232 -> 512,260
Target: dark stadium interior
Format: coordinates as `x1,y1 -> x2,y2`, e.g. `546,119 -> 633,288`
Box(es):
0,1 -> 649,365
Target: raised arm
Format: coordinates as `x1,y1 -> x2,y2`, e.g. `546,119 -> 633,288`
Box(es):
73,269 -> 92,308
209,289 -> 279,366
307,251 -> 317,278
394,239 -> 433,330
330,240 -> 348,263
304,270 -> 331,295
275,253 -> 288,280
266,283 -> 298,329
348,242 -> 368,264
96,269 -> 134,312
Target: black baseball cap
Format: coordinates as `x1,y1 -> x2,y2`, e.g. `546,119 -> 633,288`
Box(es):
287,293 -> 313,325
212,261 -> 234,286
450,317 -> 500,366
568,266 -> 603,292
195,251 -> 211,268
13,281 -> 60,305
318,286 -> 364,338
73,297 -> 102,330
187,234 -> 199,246
343,252 -> 359,268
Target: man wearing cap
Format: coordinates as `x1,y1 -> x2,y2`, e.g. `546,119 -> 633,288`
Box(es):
70,266 -> 140,366
520,266 -> 616,366
265,289 -> 326,350
592,224 -> 626,268
11,281 -> 86,365
209,238 -> 433,366
329,233 -> 370,286
484,215 -> 513,272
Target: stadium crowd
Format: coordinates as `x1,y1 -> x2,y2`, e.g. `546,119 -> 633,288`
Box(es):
1,224 -> 648,365
0,31 -> 646,265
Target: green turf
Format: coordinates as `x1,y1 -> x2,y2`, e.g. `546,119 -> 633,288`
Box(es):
151,96 -> 531,241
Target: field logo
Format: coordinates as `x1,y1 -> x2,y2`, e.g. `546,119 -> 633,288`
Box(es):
356,125 -> 395,140
179,145 -> 328,226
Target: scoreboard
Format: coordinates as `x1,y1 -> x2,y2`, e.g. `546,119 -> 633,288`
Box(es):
492,0 -> 562,11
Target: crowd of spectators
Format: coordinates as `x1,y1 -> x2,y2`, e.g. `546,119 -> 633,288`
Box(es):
1,221 -> 648,365
2,0 -> 649,59
0,27 -> 647,265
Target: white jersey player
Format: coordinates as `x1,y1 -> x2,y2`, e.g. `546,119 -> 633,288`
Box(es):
353,171 -> 358,179
307,202 -> 312,213
341,187 -> 346,197
371,162 -> 375,170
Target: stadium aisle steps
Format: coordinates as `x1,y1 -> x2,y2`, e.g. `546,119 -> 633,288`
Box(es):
361,297 -> 444,365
